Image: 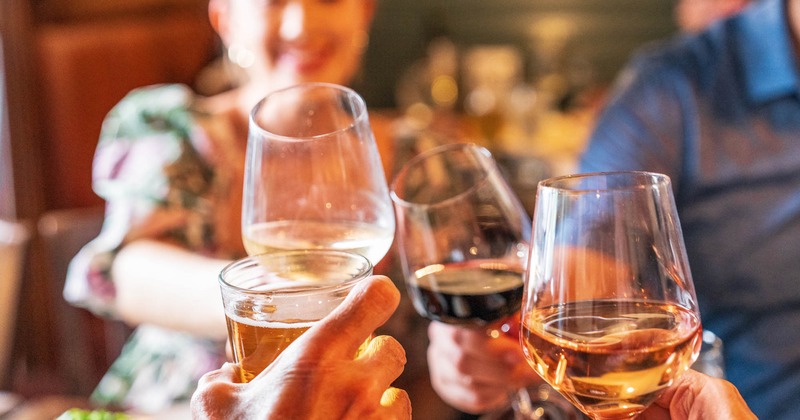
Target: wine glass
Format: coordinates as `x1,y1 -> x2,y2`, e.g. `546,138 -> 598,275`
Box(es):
391,143 -> 529,328
391,143 -> 543,418
242,82 -> 396,265
521,171 -> 703,419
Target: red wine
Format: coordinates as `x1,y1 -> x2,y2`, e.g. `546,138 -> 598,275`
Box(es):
407,260 -> 524,326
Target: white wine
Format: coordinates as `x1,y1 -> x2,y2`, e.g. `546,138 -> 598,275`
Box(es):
243,220 -> 394,264
521,300 -> 702,419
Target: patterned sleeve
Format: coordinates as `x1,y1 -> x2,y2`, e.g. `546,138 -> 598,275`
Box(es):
64,84 -> 215,318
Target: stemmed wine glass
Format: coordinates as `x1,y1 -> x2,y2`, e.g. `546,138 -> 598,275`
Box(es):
391,143 -> 540,417
242,82 -> 396,265
521,171 -> 703,419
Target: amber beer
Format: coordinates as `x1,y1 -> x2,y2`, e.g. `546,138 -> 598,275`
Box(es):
219,250 -> 373,383
226,316 -> 312,383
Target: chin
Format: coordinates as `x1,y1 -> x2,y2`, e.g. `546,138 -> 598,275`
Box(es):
288,67 -> 353,86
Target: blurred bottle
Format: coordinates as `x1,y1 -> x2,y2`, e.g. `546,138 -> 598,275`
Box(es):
692,330 -> 726,379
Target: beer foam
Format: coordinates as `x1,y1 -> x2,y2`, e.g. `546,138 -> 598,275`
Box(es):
248,272 -> 340,292
226,313 -> 317,329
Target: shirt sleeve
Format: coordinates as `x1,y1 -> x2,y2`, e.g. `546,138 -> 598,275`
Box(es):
579,49 -> 692,187
64,84 -> 214,318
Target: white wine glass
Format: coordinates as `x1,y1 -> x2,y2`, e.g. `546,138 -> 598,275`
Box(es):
392,143 -> 547,418
522,171 -> 703,419
242,82 -> 395,264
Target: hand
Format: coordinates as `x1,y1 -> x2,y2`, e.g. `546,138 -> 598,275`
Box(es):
191,276 -> 411,420
426,321 -> 540,414
640,369 -> 756,420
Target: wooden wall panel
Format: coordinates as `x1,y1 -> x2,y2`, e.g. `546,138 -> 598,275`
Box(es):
1,2 -> 216,398
1,0 -> 45,221
36,11 -> 216,209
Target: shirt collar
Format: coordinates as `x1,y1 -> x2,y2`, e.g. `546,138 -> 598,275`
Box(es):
736,0 -> 800,103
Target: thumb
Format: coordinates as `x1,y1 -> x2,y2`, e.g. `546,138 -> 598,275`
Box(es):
652,370 -> 756,419
298,275 -> 400,358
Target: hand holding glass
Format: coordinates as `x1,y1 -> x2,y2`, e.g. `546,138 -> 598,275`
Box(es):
391,143 -> 530,330
392,143 -> 553,418
522,172 -> 703,419
218,250 -> 372,383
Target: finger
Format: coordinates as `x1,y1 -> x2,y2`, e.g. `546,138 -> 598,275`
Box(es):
429,366 -> 510,415
428,323 -> 521,384
380,387 -> 412,419
427,342 -> 515,414
191,363 -> 242,420
430,321 -> 522,361
350,387 -> 412,420
197,362 -> 238,388
652,369 -> 703,409
357,335 -> 407,389
428,352 -> 510,399
301,276 -> 400,358
640,370 -> 706,420
651,369 -> 755,419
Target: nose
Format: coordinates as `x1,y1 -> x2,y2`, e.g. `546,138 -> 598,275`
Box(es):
279,0 -> 308,41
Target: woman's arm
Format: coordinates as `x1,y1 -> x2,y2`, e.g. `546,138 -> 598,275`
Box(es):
112,239 -> 230,340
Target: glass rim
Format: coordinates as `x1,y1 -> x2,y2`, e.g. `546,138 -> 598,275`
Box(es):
218,249 -> 373,296
538,170 -> 672,193
248,82 -> 368,142
389,142 -> 495,209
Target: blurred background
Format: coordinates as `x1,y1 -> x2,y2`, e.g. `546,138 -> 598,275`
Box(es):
0,0 -> 674,416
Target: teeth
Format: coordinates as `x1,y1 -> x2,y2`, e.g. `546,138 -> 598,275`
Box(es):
284,46 -> 327,64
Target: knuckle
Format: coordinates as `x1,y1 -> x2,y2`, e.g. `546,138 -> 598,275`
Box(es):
451,351 -> 471,373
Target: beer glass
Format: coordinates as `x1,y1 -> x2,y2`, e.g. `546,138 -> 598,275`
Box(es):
219,249 -> 373,383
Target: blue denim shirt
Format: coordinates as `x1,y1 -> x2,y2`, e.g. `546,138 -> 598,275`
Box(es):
580,0 -> 800,417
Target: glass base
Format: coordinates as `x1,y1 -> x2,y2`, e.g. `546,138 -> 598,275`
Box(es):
480,384 -> 588,420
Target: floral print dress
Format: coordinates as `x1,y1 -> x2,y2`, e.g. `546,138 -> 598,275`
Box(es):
64,84 -> 246,413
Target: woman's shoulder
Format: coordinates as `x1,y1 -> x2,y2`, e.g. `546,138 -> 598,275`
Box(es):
92,83 -> 212,198
118,83 -> 194,104
101,83 -> 198,141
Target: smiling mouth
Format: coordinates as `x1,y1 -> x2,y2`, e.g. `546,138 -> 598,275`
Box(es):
279,48 -> 331,73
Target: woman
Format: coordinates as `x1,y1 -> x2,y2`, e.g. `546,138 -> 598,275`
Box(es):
64,0 -> 390,413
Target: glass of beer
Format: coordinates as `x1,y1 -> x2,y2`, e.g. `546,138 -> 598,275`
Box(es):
218,249 -> 373,383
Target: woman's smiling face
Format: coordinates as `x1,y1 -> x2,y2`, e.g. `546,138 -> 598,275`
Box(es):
211,0 -> 375,90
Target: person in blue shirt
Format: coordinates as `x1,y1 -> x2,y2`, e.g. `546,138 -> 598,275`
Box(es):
579,0 -> 800,417
674,0 -> 750,33
426,0 -> 799,418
